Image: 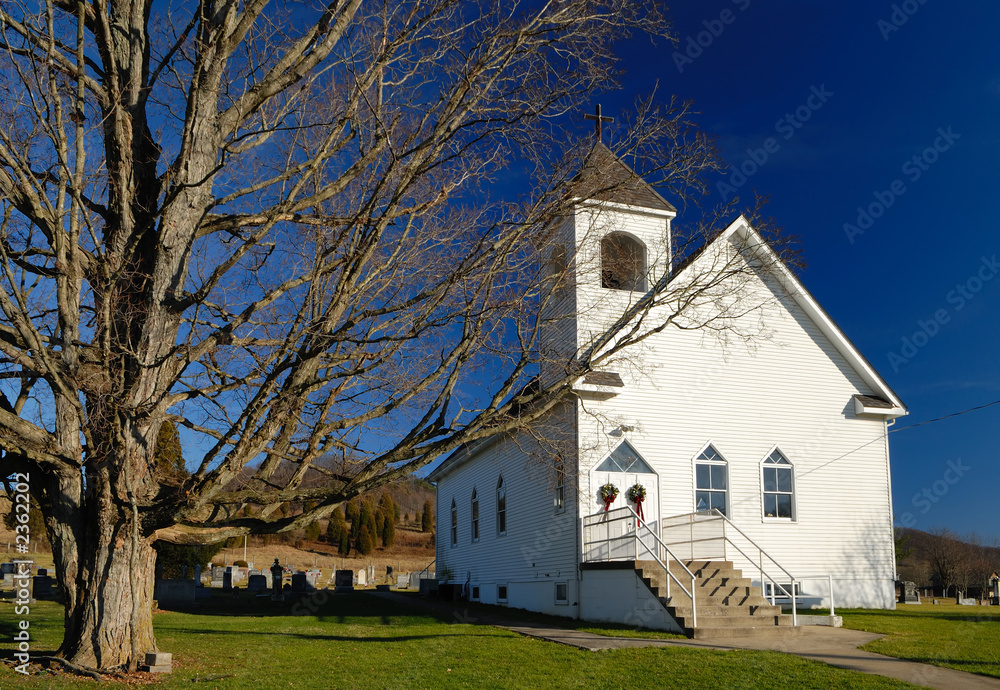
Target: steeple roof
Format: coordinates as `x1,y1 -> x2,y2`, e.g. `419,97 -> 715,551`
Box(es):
571,142 -> 676,213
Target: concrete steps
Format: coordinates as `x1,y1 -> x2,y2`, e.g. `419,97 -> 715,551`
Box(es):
634,559 -> 799,640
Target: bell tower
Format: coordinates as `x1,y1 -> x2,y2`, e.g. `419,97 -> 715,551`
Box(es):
539,116 -> 677,388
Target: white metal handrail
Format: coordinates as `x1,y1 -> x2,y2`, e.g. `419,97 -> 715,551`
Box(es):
583,506 -> 699,628
658,510 -> 799,626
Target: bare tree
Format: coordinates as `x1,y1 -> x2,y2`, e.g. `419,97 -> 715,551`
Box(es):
0,0 -> 790,673
926,528 -> 963,599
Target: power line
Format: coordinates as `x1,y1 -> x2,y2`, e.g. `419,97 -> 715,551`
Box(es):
889,397 -> 1000,435
803,396 -> 1000,477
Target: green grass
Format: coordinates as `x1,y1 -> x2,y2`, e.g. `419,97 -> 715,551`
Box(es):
835,603 -> 1000,679
1,594 -> 919,689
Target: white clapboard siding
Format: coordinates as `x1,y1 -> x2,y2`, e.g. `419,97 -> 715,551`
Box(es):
573,233 -> 898,608
433,406 -> 582,616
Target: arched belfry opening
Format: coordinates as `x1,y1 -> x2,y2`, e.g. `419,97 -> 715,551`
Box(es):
601,233 -> 647,292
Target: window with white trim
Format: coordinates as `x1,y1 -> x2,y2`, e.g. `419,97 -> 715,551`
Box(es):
450,499 -> 457,546
601,233 -> 647,292
496,476 -> 507,536
555,582 -> 568,605
762,449 -> 794,519
695,445 -> 728,517
470,488 -> 479,542
554,461 -> 565,513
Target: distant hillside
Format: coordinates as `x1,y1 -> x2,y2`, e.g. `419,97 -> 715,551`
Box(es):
896,527 -> 1000,597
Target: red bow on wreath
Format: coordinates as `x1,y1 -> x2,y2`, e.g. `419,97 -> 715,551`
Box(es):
634,496 -> 644,523
603,495 -> 615,512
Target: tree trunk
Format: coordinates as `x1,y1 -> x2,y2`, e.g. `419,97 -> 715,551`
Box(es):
54,462 -> 159,671
59,526 -> 157,670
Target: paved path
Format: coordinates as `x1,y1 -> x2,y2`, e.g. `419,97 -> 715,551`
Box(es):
370,591 -> 1000,690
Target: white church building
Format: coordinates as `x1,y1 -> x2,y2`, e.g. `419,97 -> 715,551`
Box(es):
428,143 -> 906,635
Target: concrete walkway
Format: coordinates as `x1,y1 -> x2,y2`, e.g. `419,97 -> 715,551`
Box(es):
370,591 -> 1000,690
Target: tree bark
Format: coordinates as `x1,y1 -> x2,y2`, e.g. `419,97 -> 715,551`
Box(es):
56,473 -> 158,670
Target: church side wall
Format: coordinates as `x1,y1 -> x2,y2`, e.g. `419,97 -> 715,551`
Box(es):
574,239 -> 898,609
434,412 -> 582,618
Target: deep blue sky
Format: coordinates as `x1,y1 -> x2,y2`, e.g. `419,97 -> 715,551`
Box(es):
601,0 -> 999,539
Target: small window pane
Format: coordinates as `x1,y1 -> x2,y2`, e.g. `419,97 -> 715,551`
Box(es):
777,468 -> 792,493
696,464 -> 710,489
695,492 -> 710,512
763,467 -> 777,492
776,494 -> 793,518
711,465 -> 727,490
764,494 -> 777,518
710,492 -> 727,515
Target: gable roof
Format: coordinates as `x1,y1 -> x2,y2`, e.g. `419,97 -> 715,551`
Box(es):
686,216 -> 907,415
570,142 -> 677,213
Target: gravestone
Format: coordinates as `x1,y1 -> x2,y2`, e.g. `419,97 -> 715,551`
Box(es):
247,574 -> 268,593
32,574 -> 54,599
305,569 -> 321,589
899,581 -> 920,604
334,570 -> 354,592
269,559 -> 284,596
211,566 -> 225,586
959,598 -> 976,605
356,569 -> 367,587
222,568 -> 233,591
156,579 -> 196,605
291,572 -> 309,592
0,562 -> 15,576
194,565 -> 201,586
395,574 -> 410,589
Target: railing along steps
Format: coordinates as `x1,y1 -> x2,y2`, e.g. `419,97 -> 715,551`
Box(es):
635,559 -> 800,639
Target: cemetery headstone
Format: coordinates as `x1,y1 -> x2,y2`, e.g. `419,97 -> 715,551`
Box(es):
305,569 -> 321,588
32,574 -> 54,598
247,574 -> 268,593
194,565 -> 201,586
395,573 -> 410,589
222,568 -> 233,591
291,572 -> 309,592
156,579 -> 196,605
334,570 -> 354,592
899,581 -> 920,604
269,559 -> 284,596
211,566 -> 225,586
356,569 -> 367,587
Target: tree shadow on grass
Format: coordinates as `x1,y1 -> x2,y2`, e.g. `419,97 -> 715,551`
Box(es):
158,627 -> 500,644
157,590 -> 457,627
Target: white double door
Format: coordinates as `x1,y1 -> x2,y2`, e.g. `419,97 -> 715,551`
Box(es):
593,470 -> 659,560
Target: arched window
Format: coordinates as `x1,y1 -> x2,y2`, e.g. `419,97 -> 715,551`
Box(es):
496,476 -> 507,536
471,488 -> 480,542
554,460 -> 565,514
601,233 -> 647,291
450,499 -> 458,546
762,449 -> 795,519
695,445 -> 729,516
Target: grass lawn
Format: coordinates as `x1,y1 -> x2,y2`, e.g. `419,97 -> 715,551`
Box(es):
0,594 -> 920,689
835,603 -> 1000,679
